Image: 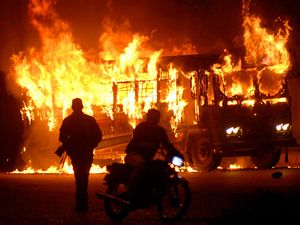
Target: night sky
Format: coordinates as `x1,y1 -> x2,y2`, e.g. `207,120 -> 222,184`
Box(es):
0,0 -> 300,73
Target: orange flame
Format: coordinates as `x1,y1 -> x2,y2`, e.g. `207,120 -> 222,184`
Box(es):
166,64 -> 187,134
12,0 -> 185,132
211,0 -> 291,103
242,0 -> 291,96
9,0 -> 293,173
11,162 -> 107,174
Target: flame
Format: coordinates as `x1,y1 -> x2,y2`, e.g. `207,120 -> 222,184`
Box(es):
12,0 -> 111,131
11,162 -> 107,174
228,163 -> 242,170
242,0 -> 291,96
11,0 -> 188,172
212,50 -> 246,98
9,0 -> 293,173
210,0 -> 291,104
166,64 -> 187,134
243,1 -> 291,74
11,0 -> 183,132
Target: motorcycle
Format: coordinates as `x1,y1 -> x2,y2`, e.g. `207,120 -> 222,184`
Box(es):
96,154 -> 191,222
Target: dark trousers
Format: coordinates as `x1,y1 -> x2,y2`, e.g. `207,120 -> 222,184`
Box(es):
127,160 -> 167,203
71,156 -> 93,209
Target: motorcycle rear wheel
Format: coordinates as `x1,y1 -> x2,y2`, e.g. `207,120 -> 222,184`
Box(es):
157,177 -> 191,222
104,183 -> 129,221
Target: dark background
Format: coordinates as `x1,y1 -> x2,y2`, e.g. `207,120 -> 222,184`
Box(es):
1,0 -> 300,73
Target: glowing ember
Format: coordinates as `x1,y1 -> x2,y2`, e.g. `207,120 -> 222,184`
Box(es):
217,164 -> 242,170
228,163 -> 242,170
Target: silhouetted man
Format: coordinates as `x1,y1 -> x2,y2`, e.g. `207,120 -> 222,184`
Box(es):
125,108 -> 182,206
125,108 -> 180,162
0,71 -> 24,172
59,98 -> 102,212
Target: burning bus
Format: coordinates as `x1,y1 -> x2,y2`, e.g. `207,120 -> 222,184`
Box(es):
9,0 -> 298,172
172,52 -> 297,171
99,47 -> 297,172
94,2 -> 298,171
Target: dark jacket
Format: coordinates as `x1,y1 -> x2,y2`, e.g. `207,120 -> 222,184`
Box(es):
125,121 -> 179,161
59,111 -> 102,159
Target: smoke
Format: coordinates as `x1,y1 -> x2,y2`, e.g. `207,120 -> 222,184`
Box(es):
1,0 -> 299,72
54,0 -> 243,55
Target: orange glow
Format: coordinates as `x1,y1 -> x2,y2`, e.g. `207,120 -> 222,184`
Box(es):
11,0 -> 184,132
11,162 -> 107,174
211,50 -> 246,98
210,0 -> 291,105
242,0 -> 291,96
243,3 -> 291,74
9,0 -> 293,173
166,64 -> 187,134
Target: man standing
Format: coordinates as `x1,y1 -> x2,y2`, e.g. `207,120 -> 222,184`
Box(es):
59,98 -> 102,212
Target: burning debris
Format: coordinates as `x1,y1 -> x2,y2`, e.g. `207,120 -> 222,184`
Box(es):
5,0 -> 296,173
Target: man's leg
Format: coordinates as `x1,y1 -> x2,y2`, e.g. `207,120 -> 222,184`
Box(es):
127,164 -> 153,207
72,159 -> 92,211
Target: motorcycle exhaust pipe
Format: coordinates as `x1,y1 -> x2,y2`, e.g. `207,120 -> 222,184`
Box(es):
96,192 -> 130,206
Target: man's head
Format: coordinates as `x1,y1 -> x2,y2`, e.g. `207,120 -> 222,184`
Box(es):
146,108 -> 160,124
71,98 -> 83,112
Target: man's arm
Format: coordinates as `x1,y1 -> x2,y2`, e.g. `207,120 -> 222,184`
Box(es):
160,128 -> 183,159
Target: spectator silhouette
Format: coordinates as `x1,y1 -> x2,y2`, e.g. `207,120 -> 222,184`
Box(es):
58,98 -> 102,212
0,71 -> 24,172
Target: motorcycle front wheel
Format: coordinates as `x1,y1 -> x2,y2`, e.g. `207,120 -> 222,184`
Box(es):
157,177 -> 191,222
103,183 -> 129,221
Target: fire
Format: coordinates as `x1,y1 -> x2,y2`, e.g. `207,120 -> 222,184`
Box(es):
166,64 -> 188,134
12,0 -> 186,132
217,164 -> 244,170
242,0 -> 291,96
209,1 -> 291,106
211,50 -> 246,98
12,0 -> 110,131
243,1 -> 291,74
228,164 -> 242,170
13,0 -> 290,131
8,0 -> 293,173
11,162 -> 107,174
10,0 -> 188,172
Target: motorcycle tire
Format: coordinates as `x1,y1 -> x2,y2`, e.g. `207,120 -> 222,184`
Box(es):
156,177 -> 191,222
103,183 -> 129,221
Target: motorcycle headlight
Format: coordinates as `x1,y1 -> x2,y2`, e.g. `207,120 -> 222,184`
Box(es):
171,156 -> 183,167
275,123 -> 291,134
225,126 -> 242,137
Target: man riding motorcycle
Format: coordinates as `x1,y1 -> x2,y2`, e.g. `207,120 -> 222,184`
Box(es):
124,108 -> 183,207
